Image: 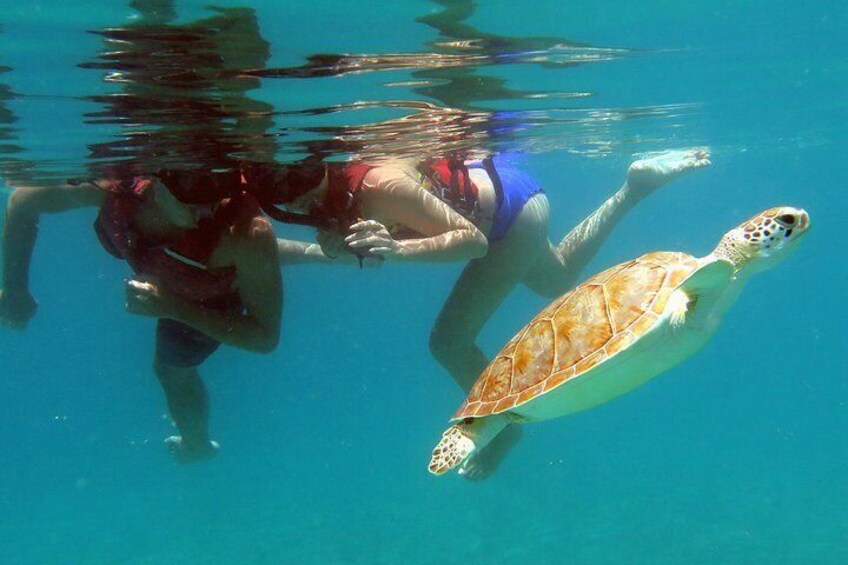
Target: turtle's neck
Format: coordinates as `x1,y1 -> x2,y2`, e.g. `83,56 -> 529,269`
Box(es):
713,237 -> 747,272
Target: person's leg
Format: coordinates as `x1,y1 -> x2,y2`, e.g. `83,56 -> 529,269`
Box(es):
154,318 -> 221,463
429,194 -> 550,392
522,186 -> 635,298
154,362 -> 213,442
429,195 -> 550,480
524,149 -> 710,298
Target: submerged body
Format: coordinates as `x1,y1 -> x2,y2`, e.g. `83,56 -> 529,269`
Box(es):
430,206 -> 810,475
0,176 -> 282,463
277,149 -> 712,479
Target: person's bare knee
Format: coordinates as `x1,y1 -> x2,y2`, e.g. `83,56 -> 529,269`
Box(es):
523,248 -> 575,299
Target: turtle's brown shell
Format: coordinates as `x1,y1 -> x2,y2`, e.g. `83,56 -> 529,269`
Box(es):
453,252 -> 700,420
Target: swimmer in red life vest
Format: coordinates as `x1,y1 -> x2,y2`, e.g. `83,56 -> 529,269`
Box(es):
0,169 -> 282,463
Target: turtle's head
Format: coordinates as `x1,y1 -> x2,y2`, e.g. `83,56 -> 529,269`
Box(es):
714,206 -> 810,272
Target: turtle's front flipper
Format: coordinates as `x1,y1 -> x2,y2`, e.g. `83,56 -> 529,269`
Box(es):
677,259 -> 735,329
428,414 -> 509,475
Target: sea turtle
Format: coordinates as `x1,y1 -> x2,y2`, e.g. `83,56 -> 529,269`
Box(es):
429,206 -> 810,475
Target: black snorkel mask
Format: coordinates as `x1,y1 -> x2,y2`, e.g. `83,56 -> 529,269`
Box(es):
258,199 -> 332,229
246,160 -> 346,231
258,191 -> 354,233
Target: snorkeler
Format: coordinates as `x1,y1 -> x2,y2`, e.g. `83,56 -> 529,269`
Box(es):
266,149 -> 711,479
0,170 -> 282,463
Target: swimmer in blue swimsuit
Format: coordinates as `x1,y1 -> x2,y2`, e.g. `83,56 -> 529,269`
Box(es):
275,149 -> 711,479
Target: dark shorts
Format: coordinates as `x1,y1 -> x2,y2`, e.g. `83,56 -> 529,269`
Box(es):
155,318 -> 221,368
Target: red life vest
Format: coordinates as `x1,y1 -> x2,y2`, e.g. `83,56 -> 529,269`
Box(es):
93,177 -> 241,305
418,156 -> 481,223
318,158 -> 481,233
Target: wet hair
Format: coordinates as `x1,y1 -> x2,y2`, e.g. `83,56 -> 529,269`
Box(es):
156,168 -> 242,204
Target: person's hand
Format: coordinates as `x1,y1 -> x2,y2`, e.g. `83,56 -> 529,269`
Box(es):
0,288 -> 37,330
626,148 -> 711,195
317,227 -> 385,267
125,278 -> 177,319
344,220 -> 402,259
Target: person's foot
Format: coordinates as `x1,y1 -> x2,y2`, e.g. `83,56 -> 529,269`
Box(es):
626,148 -> 711,195
457,424 -> 523,481
164,435 -> 220,464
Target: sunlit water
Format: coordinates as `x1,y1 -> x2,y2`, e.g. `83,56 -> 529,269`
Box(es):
0,1 -> 845,563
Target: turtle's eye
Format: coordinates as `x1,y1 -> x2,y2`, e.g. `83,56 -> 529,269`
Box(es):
777,214 -> 796,226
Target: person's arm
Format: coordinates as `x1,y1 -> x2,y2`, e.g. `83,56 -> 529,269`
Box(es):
346,167 -> 488,263
278,232 -> 384,267
277,238 -> 334,265
0,183 -> 104,329
127,216 -> 283,353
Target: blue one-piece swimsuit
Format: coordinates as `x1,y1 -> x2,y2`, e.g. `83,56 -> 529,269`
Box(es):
467,155 -> 544,241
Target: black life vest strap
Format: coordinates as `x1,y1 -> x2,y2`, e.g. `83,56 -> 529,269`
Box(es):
447,153 -> 471,204
481,156 -> 504,213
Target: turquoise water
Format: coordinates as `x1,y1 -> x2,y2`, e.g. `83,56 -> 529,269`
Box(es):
0,1 -> 845,563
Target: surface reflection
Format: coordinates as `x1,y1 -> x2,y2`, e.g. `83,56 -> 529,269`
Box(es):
256,0 -> 689,161
3,0 -> 699,183
79,1 -> 276,175
0,24 -> 37,184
